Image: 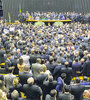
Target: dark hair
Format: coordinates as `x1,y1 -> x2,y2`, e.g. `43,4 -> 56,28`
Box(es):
18,58 -> 23,65
49,76 -> 53,82
75,58 -> 78,62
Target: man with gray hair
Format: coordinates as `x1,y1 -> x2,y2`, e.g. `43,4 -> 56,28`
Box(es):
23,77 -> 42,100
11,90 -> 24,100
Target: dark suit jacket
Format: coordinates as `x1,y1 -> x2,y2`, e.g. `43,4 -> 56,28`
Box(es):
58,92 -> 74,100
23,84 -> 42,100
19,71 -> 33,85
61,67 -> 73,85
35,73 -> 48,90
46,63 -> 56,74
53,65 -> 64,79
82,60 -> 90,76
43,80 -> 57,96
45,94 -> 57,100
72,62 -> 81,76
70,84 -> 85,100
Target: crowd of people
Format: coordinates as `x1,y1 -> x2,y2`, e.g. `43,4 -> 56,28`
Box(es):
0,18 -> 90,100
18,11 -> 90,23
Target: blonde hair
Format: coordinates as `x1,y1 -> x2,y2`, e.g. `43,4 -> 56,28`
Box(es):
13,78 -> 19,86
41,64 -> 47,72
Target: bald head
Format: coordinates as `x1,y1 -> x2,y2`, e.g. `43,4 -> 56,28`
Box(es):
27,77 -> 34,85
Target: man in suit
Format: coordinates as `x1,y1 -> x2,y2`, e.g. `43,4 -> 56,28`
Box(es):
58,86 -> 74,100
19,67 -> 33,85
70,77 -> 85,100
29,48 -> 37,66
35,67 -> 48,90
46,56 -> 56,74
56,73 -> 66,93
45,89 -> 57,100
32,58 -> 42,77
4,69 -> 16,92
11,90 -> 24,100
53,60 -> 64,80
61,61 -> 73,85
23,77 -> 42,100
43,76 -> 57,100
82,54 -> 90,76
72,58 -> 82,76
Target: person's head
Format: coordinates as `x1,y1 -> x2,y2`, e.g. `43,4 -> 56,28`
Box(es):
27,77 -> 34,85
50,89 -> 57,97
76,51 -> 79,56
49,56 -> 53,63
83,90 -> 90,99
11,90 -> 19,99
64,61 -> 69,67
39,67 -> 44,73
56,60 -> 61,65
80,58 -> 85,63
17,49 -> 20,54
13,78 -> 19,86
83,51 -> 88,56
75,77 -> 80,84
18,57 -> 23,65
41,59 -> 45,64
61,73 -> 66,80
48,76 -> 53,83
36,58 -> 41,64
75,58 -> 78,62
41,64 -> 47,72
23,50 -> 26,55
71,46 -> 75,51
7,54 -> 11,60
87,54 -> 90,60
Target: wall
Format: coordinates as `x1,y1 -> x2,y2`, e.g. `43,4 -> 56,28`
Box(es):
2,0 -> 90,21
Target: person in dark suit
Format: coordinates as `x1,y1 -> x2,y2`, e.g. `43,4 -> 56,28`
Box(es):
61,61 -> 73,85
53,60 -> 64,80
70,77 -> 85,100
72,58 -> 82,76
11,56 -> 19,74
45,89 -> 57,100
82,54 -> 90,76
23,77 -> 42,100
19,67 -> 33,85
43,76 -> 57,100
0,46 -> 6,65
11,90 -> 24,100
32,58 -> 42,78
58,86 -> 74,100
9,78 -> 22,95
35,67 -> 48,90
29,49 -> 37,66
46,56 -> 56,74
56,73 -> 66,93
